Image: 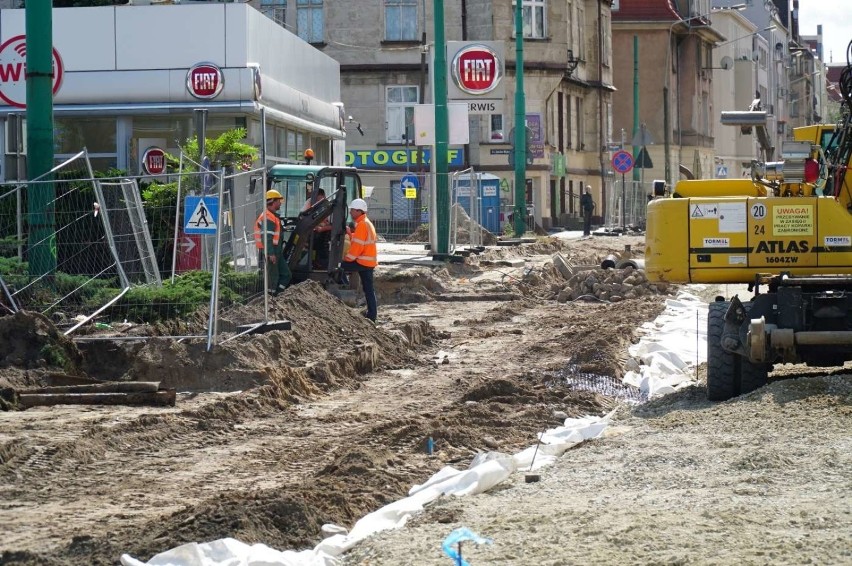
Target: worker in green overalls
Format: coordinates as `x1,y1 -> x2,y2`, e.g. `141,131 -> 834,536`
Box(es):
254,189 -> 291,294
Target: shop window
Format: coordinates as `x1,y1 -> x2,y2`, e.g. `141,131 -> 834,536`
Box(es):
490,114 -> 504,141
55,118 -> 116,155
511,0 -> 546,39
385,0 -> 417,41
297,0 -> 323,44
276,127 -> 287,160
287,129 -> 297,161
386,85 -> 418,143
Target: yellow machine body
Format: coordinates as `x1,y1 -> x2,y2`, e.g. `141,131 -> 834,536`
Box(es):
646,125 -> 852,284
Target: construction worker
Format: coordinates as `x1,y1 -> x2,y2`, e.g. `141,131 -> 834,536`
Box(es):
301,188 -> 332,269
255,189 -> 291,294
342,198 -> 378,322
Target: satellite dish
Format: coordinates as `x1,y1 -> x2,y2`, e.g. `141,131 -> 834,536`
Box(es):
720,56 -> 734,70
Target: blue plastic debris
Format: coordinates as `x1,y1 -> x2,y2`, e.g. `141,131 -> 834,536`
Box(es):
441,527 -> 492,566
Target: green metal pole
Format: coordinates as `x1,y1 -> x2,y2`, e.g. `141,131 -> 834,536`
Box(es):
26,0 -> 56,278
632,35 -> 640,182
433,0 -> 449,255
513,0 -> 526,237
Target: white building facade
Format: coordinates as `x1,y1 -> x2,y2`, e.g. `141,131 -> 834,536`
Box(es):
0,4 -> 346,180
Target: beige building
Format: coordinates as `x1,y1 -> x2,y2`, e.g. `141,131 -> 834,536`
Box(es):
250,0 -> 615,233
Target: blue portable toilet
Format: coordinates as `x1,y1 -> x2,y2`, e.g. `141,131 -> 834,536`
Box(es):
454,173 -> 501,234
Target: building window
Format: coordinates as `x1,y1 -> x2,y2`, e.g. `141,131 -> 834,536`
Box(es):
490,114 -> 504,141
575,97 -> 584,149
386,85 -> 418,143
512,0 -> 546,39
261,0 -> 286,27
297,0 -> 323,44
385,0 -> 417,41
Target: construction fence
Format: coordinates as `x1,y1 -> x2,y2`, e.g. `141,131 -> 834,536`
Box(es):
0,149 -> 272,348
0,153 -> 515,347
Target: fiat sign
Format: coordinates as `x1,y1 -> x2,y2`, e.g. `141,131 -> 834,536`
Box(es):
0,35 -> 64,108
186,62 -> 224,99
447,41 -> 505,114
142,147 -> 167,175
452,44 -> 502,95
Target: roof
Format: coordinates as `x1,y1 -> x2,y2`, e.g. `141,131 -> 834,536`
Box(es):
612,0 -> 680,22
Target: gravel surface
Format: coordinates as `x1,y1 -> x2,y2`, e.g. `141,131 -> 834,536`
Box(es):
343,374 -> 852,565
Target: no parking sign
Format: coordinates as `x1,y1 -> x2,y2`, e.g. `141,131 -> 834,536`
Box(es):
611,150 -> 634,174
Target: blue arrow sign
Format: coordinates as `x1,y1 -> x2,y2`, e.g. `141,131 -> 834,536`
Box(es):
400,174 -> 419,191
184,196 -> 219,235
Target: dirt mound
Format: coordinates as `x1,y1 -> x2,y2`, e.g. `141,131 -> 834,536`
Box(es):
116,280 -> 434,393
0,311 -> 86,391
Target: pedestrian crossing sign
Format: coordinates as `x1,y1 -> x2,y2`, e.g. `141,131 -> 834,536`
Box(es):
184,196 -> 219,234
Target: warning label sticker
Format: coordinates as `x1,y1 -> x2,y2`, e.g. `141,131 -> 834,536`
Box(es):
773,204 -> 813,236
690,204 -> 718,219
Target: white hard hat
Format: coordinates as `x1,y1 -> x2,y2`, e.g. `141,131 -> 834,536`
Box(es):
350,198 -> 368,212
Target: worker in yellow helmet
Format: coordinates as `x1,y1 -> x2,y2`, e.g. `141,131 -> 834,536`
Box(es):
254,189 -> 291,295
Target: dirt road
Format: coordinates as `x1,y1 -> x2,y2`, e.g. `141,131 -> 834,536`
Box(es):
1,235 -> 849,565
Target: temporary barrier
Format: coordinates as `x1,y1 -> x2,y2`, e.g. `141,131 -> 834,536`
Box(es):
604,179 -> 648,231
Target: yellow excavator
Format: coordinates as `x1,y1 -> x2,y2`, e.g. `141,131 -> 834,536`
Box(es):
645,46 -> 852,400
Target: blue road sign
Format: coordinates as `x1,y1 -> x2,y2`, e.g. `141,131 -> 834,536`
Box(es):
401,174 -> 420,191
184,196 -> 219,235
611,150 -> 634,174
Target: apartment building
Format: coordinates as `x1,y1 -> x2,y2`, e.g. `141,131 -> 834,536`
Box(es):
252,0 -> 615,231
611,0 -> 832,188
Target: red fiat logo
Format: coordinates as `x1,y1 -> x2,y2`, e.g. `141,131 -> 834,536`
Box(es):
452,45 -> 501,95
186,63 -> 224,99
0,35 -> 64,108
142,147 -> 167,175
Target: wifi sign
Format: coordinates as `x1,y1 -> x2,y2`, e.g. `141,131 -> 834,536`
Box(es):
0,35 -> 64,108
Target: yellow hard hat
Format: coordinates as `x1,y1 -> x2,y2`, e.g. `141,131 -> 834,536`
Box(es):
266,189 -> 283,200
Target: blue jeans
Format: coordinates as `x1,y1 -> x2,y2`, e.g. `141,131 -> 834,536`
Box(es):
342,260 -> 377,321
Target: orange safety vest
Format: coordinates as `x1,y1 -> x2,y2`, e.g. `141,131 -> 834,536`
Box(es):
344,215 -> 377,267
254,209 -> 282,249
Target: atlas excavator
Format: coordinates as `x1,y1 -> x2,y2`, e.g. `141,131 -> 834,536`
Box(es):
265,162 -> 364,302
645,42 -> 852,401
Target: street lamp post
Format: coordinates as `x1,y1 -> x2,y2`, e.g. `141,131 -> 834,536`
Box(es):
663,4 -> 746,185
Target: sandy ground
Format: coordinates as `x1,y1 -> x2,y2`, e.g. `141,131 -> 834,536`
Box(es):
0,234 -> 849,565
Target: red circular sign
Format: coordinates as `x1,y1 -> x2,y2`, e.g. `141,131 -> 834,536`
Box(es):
0,35 -> 64,109
186,62 -> 224,99
143,147 -> 167,175
452,45 -> 502,95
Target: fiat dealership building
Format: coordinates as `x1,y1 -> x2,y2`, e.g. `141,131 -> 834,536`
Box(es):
0,3 -> 346,181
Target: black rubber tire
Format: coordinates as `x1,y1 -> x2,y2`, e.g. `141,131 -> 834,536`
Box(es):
707,301 -> 738,401
707,301 -> 770,401
740,355 -> 769,396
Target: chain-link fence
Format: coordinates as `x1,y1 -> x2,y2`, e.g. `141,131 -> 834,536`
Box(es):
0,150 -> 146,329
604,179 -> 649,231
0,152 -> 512,347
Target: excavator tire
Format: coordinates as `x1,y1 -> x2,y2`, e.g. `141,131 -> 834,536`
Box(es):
707,301 -> 738,401
707,301 -> 769,401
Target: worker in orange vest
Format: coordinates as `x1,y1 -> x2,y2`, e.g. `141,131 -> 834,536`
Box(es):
255,189 -> 291,295
341,198 -> 378,322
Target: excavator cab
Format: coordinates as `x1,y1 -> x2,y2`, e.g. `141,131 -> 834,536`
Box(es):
266,164 -> 364,289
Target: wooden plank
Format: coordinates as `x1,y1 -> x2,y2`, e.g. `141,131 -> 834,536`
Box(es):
19,382 -> 161,395
18,389 -> 176,408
